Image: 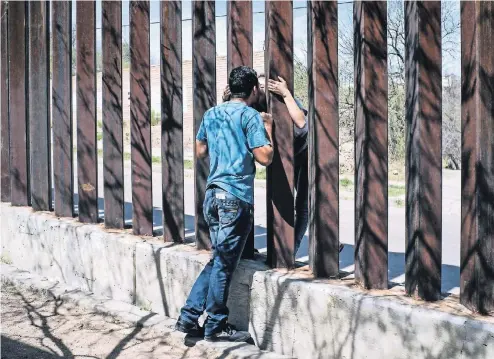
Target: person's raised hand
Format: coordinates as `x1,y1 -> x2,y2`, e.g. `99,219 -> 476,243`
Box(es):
267,76 -> 290,98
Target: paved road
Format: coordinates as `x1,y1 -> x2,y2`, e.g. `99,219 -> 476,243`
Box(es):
68,161 -> 462,294
1,283 -> 209,359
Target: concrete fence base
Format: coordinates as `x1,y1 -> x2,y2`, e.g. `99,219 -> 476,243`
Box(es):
1,203 -> 493,359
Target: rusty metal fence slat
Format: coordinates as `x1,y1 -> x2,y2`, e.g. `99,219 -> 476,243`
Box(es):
77,1 -> 98,223
161,0 -> 184,242
102,0 -> 124,229
354,1 -> 388,289
130,0 -> 153,236
193,0 -> 215,250
29,0 -> 51,211
0,1 -> 10,202
227,0 -> 255,259
9,0 -> 30,207
265,0 -> 295,269
308,0 -> 339,278
460,0 -> 494,314
405,1 -> 442,301
52,1 -> 73,218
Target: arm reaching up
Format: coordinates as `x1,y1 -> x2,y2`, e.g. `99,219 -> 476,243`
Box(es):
268,76 -> 306,129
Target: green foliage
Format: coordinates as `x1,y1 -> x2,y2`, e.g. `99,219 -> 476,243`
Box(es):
388,184 -> 406,197
151,109 -> 161,126
123,41 -> 131,69
293,58 -> 308,109
388,85 -> 406,162
340,178 -> 353,188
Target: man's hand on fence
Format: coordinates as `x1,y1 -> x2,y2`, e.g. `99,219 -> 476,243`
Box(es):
222,85 -> 231,102
260,112 -> 273,129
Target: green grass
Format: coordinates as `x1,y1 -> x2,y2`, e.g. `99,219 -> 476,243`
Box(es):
184,159 -> 193,169
76,149 -> 408,191
151,109 -> 160,126
340,178 -> 353,188
388,184 -> 406,197
97,132 -> 103,141
256,168 -> 266,180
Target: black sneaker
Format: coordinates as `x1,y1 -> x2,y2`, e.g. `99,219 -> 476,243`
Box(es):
204,323 -> 251,342
174,318 -> 204,337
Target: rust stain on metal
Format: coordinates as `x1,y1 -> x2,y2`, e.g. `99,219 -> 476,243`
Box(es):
405,1 -> 442,301
193,0 -> 215,250
308,1 -> 339,278
52,0 -> 74,218
130,0 -> 153,236
28,0 -> 51,211
460,1 -> 494,314
76,1 -> 98,223
0,0 -> 10,202
354,1 -> 388,289
227,0 -> 254,259
102,0 -> 124,229
8,0 -> 30,207
161,0 -> 184,243
265,0 -> 295,269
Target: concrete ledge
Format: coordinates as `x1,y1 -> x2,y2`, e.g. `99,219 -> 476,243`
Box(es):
1,203 -> 493,359
1,264 -> 291,359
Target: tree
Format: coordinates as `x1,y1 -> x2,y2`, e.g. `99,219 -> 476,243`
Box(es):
334,0 -> 461,165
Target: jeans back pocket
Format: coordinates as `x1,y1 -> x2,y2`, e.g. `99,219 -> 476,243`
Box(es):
218,200 -> 239,226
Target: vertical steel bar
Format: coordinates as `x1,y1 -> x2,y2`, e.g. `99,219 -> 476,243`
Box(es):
9,0 -> 30,207
308,0 -> 339,278
193,0 -> 215,250
29,1 -> 51,211
102,0 -> 124,229
461,1 -> 494,314
130,1 -> 152,236
161,0 -> 184,242
52,0 -> 73,217
77,1 -> 98,223
0,1 -> 10,202
354,1 -> 388,289
265,0 -> 294,268
227,0 -> 255,259
227,1 -> 253,74
405,1 -> 442,301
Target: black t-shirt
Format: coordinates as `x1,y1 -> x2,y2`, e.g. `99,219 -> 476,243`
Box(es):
294,98 -> 308,167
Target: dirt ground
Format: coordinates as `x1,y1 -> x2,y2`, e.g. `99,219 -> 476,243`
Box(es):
1,284 -> 209,359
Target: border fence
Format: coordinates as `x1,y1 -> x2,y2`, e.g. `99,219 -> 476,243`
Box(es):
0,1 -> 492,314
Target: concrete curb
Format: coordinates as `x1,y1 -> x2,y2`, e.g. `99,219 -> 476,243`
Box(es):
2,204 -> 493,359
1,263 -> 293,359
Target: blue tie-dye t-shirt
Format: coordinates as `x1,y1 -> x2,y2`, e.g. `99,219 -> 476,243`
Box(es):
196,102 -> 271,204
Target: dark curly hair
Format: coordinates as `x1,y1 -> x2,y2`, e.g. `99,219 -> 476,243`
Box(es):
228,66 -> 259,99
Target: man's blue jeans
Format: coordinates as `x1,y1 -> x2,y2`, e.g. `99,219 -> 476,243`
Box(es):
179,187 -> 253,336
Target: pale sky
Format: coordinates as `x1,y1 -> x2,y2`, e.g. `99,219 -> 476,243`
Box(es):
74,0 -> 460,76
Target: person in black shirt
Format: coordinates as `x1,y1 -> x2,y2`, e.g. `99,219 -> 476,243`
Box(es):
223,73 -> 343,256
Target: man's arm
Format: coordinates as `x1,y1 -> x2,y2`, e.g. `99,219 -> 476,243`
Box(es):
268,76 -> 306,128
251,113 -> 274,166
195,140 -> 208,159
